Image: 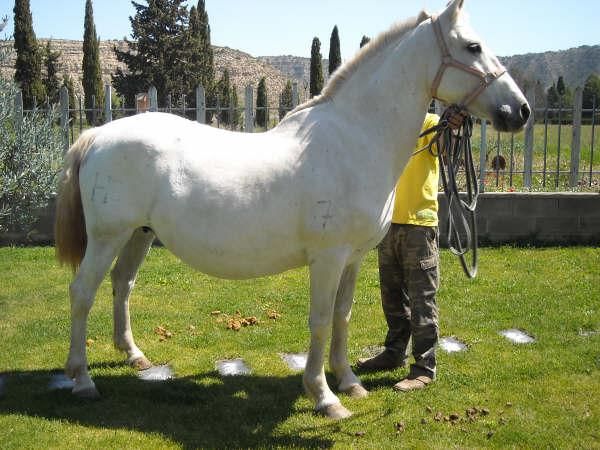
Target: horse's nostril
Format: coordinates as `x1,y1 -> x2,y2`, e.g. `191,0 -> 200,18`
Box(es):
520,103 -> 531,122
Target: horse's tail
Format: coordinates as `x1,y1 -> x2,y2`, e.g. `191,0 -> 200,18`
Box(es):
55,129 -> 98,272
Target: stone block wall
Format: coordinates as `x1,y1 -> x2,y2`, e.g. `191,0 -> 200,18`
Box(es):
438,192 -> 600,246
2,193 -> 599,247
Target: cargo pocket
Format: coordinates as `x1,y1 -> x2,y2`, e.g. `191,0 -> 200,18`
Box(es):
419,254 -> 438,271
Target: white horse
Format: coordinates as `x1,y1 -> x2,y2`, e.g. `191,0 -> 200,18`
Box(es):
55,0 -> 529,419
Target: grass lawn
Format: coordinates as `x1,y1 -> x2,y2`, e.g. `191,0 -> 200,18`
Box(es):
0,246 -> 598,448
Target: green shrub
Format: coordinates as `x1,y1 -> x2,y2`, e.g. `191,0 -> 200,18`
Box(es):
0,45 -> 63,233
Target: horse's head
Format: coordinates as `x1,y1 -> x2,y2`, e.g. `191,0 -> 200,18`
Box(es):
429,0 -> 530,132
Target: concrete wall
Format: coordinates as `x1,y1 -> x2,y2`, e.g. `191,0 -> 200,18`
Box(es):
2,193 -> 599,247
438,192 -> 600,246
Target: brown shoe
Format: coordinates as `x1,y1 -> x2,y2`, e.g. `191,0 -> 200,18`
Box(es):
356,351 -> 405,371
393,375 -> 433,392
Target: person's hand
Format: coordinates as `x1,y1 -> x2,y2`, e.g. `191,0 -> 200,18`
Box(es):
446,108 -> 469,130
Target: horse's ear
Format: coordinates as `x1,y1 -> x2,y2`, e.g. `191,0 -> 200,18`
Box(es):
417,10 -> 430,23
444,0 -> 465,23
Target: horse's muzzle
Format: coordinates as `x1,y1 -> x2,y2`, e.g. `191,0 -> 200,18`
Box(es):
493,102 -> 531,132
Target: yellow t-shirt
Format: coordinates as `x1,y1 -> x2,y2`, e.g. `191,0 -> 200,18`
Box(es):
392,113 -> 440,226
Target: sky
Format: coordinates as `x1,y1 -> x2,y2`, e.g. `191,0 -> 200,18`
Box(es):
1,0 -> 599,60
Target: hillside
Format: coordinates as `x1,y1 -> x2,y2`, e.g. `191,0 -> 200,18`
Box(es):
2,39 -> 598,107
261,45 -> 600,92
499,45 -> 600,91
0,40 -> 292,107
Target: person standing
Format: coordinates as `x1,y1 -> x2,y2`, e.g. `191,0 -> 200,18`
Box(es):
357,112 -> 440,392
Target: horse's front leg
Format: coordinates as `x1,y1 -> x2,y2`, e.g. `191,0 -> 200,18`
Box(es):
305,246 -> 352,419
330,259 -> 369,398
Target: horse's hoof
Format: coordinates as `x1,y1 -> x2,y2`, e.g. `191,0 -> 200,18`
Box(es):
72,386 -> 100,400
129,356 -> 153,371
342,383 -> 369,399
318,403 -> 353,420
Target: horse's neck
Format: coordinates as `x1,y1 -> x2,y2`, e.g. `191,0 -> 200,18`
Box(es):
331,22 -> 436,180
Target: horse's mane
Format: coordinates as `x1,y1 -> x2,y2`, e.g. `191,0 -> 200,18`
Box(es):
289,10 -> 431,115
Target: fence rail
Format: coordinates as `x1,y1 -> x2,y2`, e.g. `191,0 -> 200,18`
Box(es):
11,83 -> 599,193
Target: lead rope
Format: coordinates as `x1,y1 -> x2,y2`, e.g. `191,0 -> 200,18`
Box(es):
420,106 -> 479,278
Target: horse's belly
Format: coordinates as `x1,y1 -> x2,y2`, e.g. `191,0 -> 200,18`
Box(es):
155,224 -> 307,279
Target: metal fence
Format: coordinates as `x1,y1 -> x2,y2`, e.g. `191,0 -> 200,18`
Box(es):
474,86 -> 598,192
56,83 -> 302,145
13,83 -> 599,193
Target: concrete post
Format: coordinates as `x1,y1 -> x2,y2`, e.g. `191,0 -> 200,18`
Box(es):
148,86 -> 158,112
14,90 -> 23,132
59,86 -> 70,153
104,84 -> 112,123
196,85 -> 206,123
245,85 -> 254,133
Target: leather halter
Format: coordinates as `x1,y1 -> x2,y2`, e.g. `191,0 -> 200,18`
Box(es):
430,15 -> 506,107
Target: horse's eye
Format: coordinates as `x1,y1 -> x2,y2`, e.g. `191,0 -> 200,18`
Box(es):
467,43 -> 482,54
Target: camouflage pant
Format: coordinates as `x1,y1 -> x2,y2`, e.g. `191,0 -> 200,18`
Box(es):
377,224 -> 440,378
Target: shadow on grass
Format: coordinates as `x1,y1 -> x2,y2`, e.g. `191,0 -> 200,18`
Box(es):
0,367 -> 335,448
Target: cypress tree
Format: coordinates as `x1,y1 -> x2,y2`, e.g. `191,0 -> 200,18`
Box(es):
310,37 -> 324,98
360,35 -> 371,48
328,25 -> 341,75
556,76 -> 566,97
43,40 -> 61,104
13,0 -> 45,108
82,0 -> 103,124
188,1 -> 215,120
217,69 -> 231,124
279,80 -> 293,120
256,77 -> 267,128
546,83 -> 559,108
230,84 -> 240,127
196,1 -> 214,93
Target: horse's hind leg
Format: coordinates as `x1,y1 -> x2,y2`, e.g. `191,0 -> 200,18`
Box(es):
110,228 -> 155,370
330,260 -> 368,399
66,232 -> 130,398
